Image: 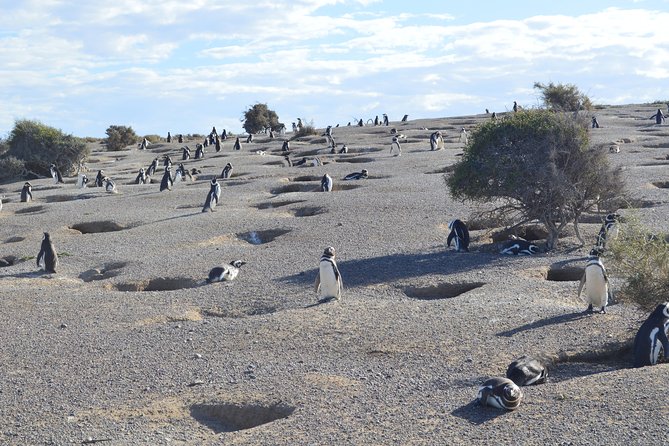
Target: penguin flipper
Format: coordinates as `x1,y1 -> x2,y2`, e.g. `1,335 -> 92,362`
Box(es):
576,274 -> 586,300
447,230 -> 454,247
314,274 -> 321,294
36,249 -> 44,268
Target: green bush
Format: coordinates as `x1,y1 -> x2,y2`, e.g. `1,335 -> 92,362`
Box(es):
447,109 -> 623,249
105,125 -> 138,151
290,121 -> 319,140
242,103 -> 282,134
608,216 -> 669,311
0,156 -> 26,182
143,134 -> 161,143
5,119 -> 89,177
534,82 -> 592,111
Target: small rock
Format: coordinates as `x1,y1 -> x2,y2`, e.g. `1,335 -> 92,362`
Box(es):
59,323 -> 67,329
194,353 -> 202,359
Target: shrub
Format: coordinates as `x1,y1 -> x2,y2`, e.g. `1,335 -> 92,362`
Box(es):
290,121 -> 319,140
6,119 -> 89,177
447,109 -> 623,249
105,125 -> 138,151
608,216 -> 669,311
0,156 -> 26,182
534,82 -> 592,112
143,134 -> 161,143
242,103 -> 282,134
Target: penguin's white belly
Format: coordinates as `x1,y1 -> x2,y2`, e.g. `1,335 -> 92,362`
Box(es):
319,263 -> 340,298
585,267 -> 608,307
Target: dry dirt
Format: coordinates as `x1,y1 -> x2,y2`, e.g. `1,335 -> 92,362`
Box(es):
1,105 -> 668,445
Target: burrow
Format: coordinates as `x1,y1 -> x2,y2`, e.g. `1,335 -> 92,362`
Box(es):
652,181 -> 669,189
403,282 -> 486,300
69,221 -> 128,234
44,194 -> 95,203
4,236 -> 25,243
290,206 -> 327,217
271,183 -> 362,194
202,305 -> 278,318
491,225 -> 548,242
112,277 -> 200,292
544,266 -> 584,282
334,157 -> 375,164
237,229 -> 291,245
189,401 -> 296,433
254,200 -> 306,210
0,256 -> 18,268
14,205 -> 46,215
79,262 -> 129,282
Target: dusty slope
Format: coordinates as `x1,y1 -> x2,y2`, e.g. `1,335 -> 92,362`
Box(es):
0,104 -> 668,445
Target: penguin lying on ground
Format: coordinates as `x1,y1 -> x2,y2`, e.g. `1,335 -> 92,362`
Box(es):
633,302 -> 669,367
477,377 -> 523,410
343,169 -> 368,180
506,356 -> 549,386
500,236 -> 539,255
206,260 -> 246,283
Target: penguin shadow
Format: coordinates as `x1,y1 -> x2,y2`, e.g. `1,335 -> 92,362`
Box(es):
280,251 -> 502,288
451,400 -> 510,425
496,312 -> 591,337
303,296 -> 339,308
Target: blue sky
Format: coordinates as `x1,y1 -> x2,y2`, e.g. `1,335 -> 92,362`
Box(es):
1,0 -> 668,138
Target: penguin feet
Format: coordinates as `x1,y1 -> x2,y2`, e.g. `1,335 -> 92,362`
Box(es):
599,307 -> 607,314
585,304 -> 594,313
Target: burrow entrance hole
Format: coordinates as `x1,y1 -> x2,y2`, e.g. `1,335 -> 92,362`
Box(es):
652,181 -> 669,189
0,256 -> 18,268
403,282 -> 486,300
335,157 -> 375,164
238,229 -> 291,245
291,206 -> 326,217
79,262 -> 129,282
113,277 -> 200,292
190,402 -> 295,433
15,205 -> 46,215
545,266 -> 584,282
70,220 -> 127,234
254,199 -> 305,210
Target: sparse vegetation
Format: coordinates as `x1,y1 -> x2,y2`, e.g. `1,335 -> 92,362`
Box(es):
4,119 -> 89,179
447,109 -> 624,249
105,125 -> 138,151
534,81 -> 592,112
242,103 -> 282,135
608,217 -> 669,311
290,120 -> 319,140
0,156 -> 27,182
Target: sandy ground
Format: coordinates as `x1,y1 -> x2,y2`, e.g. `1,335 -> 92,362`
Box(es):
0,104 -> 668,445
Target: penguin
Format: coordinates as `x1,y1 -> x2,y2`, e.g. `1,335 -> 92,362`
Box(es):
633,302 -> 669,367
221,129 -> 227,140
135,168 -> 148,185
246,134 -> 253,143
49,163 -> 64,184
233,137 -> 242,151
447,219 -> 470,252
321,174 -> 333,192
103,177 -> 117,193
195,144 -> 204,159
429,131 -> 443,151
343,169 -> 368,180
283,155 -> 293,167
506,356 -> 549,386
206,260 -> 246,283
513,101 -> 519,112
0,196 -> 3,212
163,155 -> 172,168
178,134 -> 184,143
190,168 -> 201,176
281,140 -> 290,152
94,170 -> 105,187
20,182 -> 33,202
147,158 -> 159,176
390,136 -> 401,156
339,144 -> 348,154
458,127 -> 468,144
214,135 -> 221,152
500,237 -> 539,255
311,157 -> 323,167
221,163 -> 233,179
382,113 -> 389,126
182,146 -> 191,160
314,246 -> 343,302
202,178 -> 221,212
36,232 -> 58,273
477,377 -> 523,410
167,131 -> 172,143
160,166 -> 174,192
77,173 -> 89,188
577,248 -> 611,314
174,163 -> 188,182
595,213 -> 620,249
293,157 -> 307,167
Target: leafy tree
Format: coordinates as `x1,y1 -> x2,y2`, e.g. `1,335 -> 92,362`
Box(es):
5,119 -> 89,177
447,109 -> 623,250
242,103 -> 282,134
534,81 -> 592,111
105,125 -> 138,151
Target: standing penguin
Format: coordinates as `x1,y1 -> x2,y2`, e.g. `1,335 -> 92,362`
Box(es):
215,135 -> 221,152
221,163 -> 233,179
103,177 -> 117,193
477,377 -> 523,410
202,178 -> 221,212
338,144 -> 348,154
36,232 -> 58,273
314,246 -> 343,302
94,170 -> 105,187
182,146 -> 191,160
233,137 -> 242,151
595,213 -> 620,249
147,158 -> 159,176
49,163 -> 64,184
160,166 -> 174,191
506,356 -> 549,386
20,182 -> 33,202
321,174 -> 333,192
447,219 -> 470,252
206,260 -> 246,283
135,168 -> 148,185
281,140 -> 290,152
577,248 -> 611,314
163,155 -> 172,168
77,173 -> 89,188
633,303 -> 669,367
390,136 -> 401,156
195,144 -> 204,159
429,131 -> 443,151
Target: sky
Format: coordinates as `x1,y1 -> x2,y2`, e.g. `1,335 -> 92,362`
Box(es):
1,0 -> 668,138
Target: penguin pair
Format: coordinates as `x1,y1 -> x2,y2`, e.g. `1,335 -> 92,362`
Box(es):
20,182 -> 33,202
221,163 -> 233,179
206,260 -> 246,283
500,236 -> 539,255
202,178 -> 221,212
49,164 -> 64,184
447,219 -> 470,252
321,174 -> 333,192
577,248 -> 611,314
343,169 -> 368,180
37,232 -> 58,273
633,303 -> 669,367
315,247 -> 343,302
